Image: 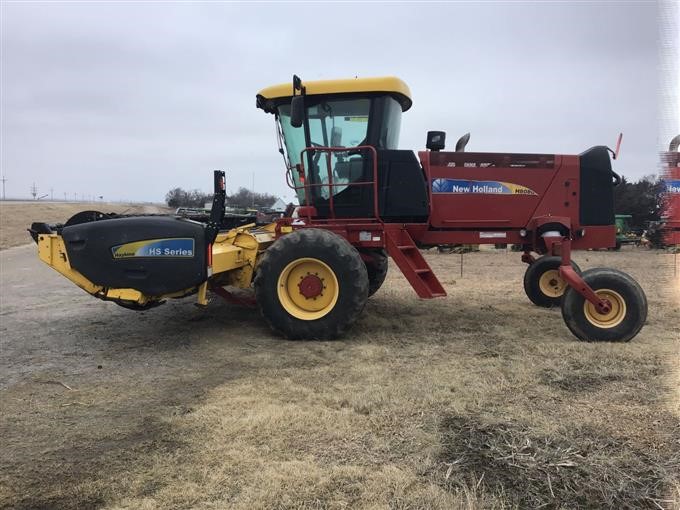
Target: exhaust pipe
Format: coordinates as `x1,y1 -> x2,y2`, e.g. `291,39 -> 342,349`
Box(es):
670,135 -> 680,152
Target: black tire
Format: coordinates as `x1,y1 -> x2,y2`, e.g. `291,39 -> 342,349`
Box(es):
254,229 -> 369,340
363,249 -> 388,297
561,268 -> 647,342
523,256 -> 582,308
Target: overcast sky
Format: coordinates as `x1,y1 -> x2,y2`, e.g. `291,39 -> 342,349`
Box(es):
0,1 -> 672,203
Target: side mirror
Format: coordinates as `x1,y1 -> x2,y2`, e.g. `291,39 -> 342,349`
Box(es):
290,96 -> 305,128
293,75 -> 303,92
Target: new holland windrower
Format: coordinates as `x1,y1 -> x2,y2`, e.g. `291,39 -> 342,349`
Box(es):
30,76 -> 648,342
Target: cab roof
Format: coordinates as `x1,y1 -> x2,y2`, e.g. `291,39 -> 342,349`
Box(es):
256,76 -> 412,113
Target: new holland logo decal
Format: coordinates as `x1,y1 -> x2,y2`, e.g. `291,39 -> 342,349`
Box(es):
432,178 -> 537,195
111,238 -> 195,259
665,179 -> 680,194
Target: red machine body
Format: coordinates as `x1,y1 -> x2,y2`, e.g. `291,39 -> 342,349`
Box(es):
287,149 -> 615,248
278,144 -> 617,303
255,76 -> 647,342
418,150 -> 614,250
662,140 -> 680,246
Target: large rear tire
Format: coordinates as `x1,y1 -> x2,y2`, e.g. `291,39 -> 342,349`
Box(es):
561,268 -> 647,342
254,229 -> 369,339
523,256 -> 581,308
363,249 -> 388,297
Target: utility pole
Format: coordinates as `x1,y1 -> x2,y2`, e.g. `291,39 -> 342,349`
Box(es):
50,188 -> 54,201
252,172 -> 255,207
0,175 -> 6,200
64,192 -> 67,201
31,183 -> 38,200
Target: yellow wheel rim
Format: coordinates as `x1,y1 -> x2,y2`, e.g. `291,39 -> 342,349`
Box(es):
538,269 -> 567,298
583,289 -> 627,328
277,257 -> 339,320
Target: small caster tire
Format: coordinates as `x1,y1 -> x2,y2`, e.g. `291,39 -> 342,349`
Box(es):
523,256 -> 581,308
561,268 -> 647,342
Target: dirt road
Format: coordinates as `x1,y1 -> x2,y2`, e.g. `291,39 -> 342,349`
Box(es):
1,244 -> 260,508
1,245 -> 678,509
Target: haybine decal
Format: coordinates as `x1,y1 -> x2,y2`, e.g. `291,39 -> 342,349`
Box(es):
431,178 -> 537,195
665,179 -> 680,194
111,238 -> 195,259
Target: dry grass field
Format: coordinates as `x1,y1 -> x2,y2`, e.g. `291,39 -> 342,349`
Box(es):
0,203 -> 678,509
0,201 -> 171,250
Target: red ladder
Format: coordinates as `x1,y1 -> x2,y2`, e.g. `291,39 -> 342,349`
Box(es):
385,229 -> 446,298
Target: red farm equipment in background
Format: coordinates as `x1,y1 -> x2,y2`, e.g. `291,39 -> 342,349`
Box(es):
662,135 -> 680,247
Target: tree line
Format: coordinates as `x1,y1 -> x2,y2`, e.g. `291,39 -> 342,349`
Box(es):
613,175 -> 665,229
165,187 -> 278,209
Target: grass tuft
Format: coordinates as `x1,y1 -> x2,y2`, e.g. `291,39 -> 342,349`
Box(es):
439,413 -> 680,509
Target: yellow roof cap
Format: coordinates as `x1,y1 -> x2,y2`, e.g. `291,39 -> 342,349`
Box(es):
257,76 -> 412,112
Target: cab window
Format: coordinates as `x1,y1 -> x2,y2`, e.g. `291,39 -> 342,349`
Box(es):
278,98 -> 371,201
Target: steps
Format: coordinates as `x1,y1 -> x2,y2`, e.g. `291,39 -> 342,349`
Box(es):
385,229 -> 446,299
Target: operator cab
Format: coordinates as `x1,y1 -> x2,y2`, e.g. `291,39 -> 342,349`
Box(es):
256,76 -> 429,221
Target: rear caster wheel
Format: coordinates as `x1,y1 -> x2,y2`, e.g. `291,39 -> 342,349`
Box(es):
254,229 -> 369,339
523,256 -> 581,307
561,268 -> 647,342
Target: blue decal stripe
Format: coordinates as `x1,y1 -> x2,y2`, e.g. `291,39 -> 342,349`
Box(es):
111,238 -> 195,258
431,179 -> 536,195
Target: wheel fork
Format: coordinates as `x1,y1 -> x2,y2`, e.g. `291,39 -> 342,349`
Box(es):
544,236 -> 612,314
